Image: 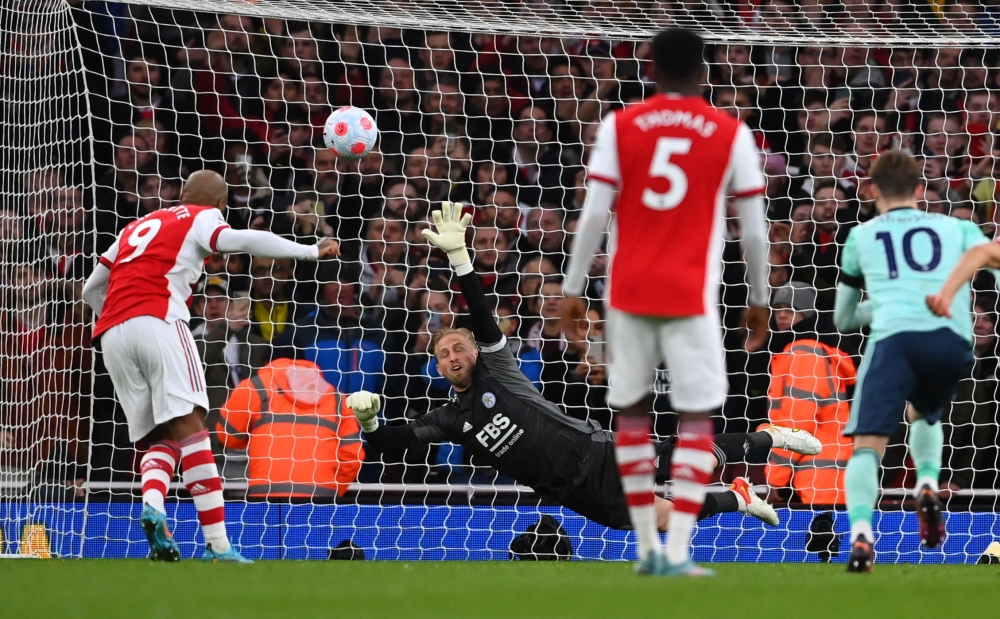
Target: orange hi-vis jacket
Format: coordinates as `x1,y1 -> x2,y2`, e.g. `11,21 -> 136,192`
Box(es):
216,358 -> 364,499
765,339 -> 856,506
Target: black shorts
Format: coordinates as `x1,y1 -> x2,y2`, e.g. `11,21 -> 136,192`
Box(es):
557,440 -> 675,530
846,328 -> 973,437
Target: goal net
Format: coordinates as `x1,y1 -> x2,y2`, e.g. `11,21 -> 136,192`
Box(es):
2,0 -> 999,562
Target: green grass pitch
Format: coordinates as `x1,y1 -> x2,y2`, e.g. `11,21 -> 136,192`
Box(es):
3,560 -> 997,618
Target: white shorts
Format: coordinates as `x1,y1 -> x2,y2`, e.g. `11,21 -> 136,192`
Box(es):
101,315 -> 209,442
606,308 -> 728,411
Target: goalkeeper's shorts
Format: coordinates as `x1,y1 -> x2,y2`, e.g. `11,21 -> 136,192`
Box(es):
557,440 -> 675,531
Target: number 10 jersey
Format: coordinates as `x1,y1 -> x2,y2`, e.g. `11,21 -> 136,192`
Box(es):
840,208 -> 989,344
94,205 -> 229,338
587,93 -> 765,317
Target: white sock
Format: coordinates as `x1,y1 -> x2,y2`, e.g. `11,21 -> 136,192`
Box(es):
732,489 -> 748,513
851,521 -> 874,544
915,476 -> 939,496
665,511 -> 699,565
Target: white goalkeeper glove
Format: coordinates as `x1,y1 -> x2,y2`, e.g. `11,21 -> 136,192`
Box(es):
346,391 -> 381,433
422,201 -> 473,274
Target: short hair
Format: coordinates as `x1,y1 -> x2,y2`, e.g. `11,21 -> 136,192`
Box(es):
812,179 -> 839,196
851,110 -> 878,131
429,327 -> 476,357
808,132 -> 834,152
652,28 -> 704,82
869,150 -> 921,200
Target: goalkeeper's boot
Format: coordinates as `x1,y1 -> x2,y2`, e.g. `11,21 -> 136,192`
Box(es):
201,543 -> 254,564
846,535 -> 873,573
730,477 -> 780,526
917,485 -> 946,549
140,505 -> 180,562
759,424 -> 822,456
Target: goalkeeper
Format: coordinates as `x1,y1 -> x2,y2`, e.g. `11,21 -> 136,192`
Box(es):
347,204 -> 822,531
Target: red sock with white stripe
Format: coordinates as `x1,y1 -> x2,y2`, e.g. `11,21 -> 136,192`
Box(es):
666,417 -> 715,566
180,430 -> 231,554
140,441 -> 180,514
615,415 -> 661,561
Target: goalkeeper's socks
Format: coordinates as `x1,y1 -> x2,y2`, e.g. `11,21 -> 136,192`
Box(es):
614,415 -> 660,561
711,432 -> 774,466
697,491 -> 741,520
908,418 -> 943,495
140,440 -> 181,514
846,447 -> 880,544
180,430 -> 231,554
665,418 -> 715,566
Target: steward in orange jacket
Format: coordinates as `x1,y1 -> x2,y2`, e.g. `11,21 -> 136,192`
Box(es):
216,358 -> 364,499
766,337 -> 856,506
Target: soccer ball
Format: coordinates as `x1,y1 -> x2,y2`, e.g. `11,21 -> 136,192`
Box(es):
323,106 -> 378,159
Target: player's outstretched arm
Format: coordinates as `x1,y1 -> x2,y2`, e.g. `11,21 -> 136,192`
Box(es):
347,390 -> 443,452
927,243 -> 1000,317
214,228 -> 340,261
82,262 -> 111,316
422,202 -> 504,348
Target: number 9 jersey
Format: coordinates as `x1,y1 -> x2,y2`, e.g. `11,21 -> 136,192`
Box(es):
840,208 -> 989,345
587,93 -> 764,317
94,205 -> 229,339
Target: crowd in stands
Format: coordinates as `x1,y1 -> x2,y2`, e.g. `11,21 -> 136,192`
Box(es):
3,2 -> 1000,501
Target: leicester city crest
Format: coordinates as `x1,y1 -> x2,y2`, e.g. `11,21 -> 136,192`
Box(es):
482,392 -> 497,409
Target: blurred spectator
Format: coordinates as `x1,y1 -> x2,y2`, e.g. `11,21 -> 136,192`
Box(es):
508,105 -> 575,208
943,300 -> 1000,489
0,263 -> 90,478
248,256 -> 304,348
360,215 -> 408,308
292,264 -> 387,394
198,289 -> 269,417
216,358 -> 364,498
192,275 -> 232,338
471,226 -> 517,296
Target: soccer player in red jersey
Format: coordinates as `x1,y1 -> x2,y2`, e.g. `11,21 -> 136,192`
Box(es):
82,170 -> 338,562
562,29 -> 769,576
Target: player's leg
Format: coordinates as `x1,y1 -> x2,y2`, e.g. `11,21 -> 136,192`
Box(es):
152,319 -> 251,563
845,433 -> 888,572
905,404 -> 946,548
658,313 -> 727,574
906,328 -> 974,548
605,309 -> 663,569
101,320 -> 181,561
654,439 -> 779,526
843,334 -> 913,573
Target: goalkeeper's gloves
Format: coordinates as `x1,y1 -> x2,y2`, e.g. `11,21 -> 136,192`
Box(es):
346,391 -> 381,433
422,201 -> 473,275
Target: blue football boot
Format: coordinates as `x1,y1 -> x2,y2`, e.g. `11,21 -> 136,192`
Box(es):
140,505 -> 180,562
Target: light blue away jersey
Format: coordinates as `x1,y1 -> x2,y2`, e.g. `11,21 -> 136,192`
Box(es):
840,208 -> 989,344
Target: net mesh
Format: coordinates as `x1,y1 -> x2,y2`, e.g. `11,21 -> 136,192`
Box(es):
1,0 -> 999,561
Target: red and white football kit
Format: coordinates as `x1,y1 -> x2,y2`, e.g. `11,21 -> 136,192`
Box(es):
87,205 -> 319,441
564,94 -> 768,411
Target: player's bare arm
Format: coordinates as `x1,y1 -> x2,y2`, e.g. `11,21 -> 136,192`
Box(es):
927,242 -> 1000,317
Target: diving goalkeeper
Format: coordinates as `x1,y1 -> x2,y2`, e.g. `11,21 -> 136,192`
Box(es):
347,204 -> 821,531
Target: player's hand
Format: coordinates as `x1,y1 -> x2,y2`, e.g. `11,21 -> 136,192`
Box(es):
742,305 -> 770,352
346,391 -> 381,432
316,238 -> 341,259
422,202 -> 472,267
560,295 -> 588,343
926,292 -> 953,318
